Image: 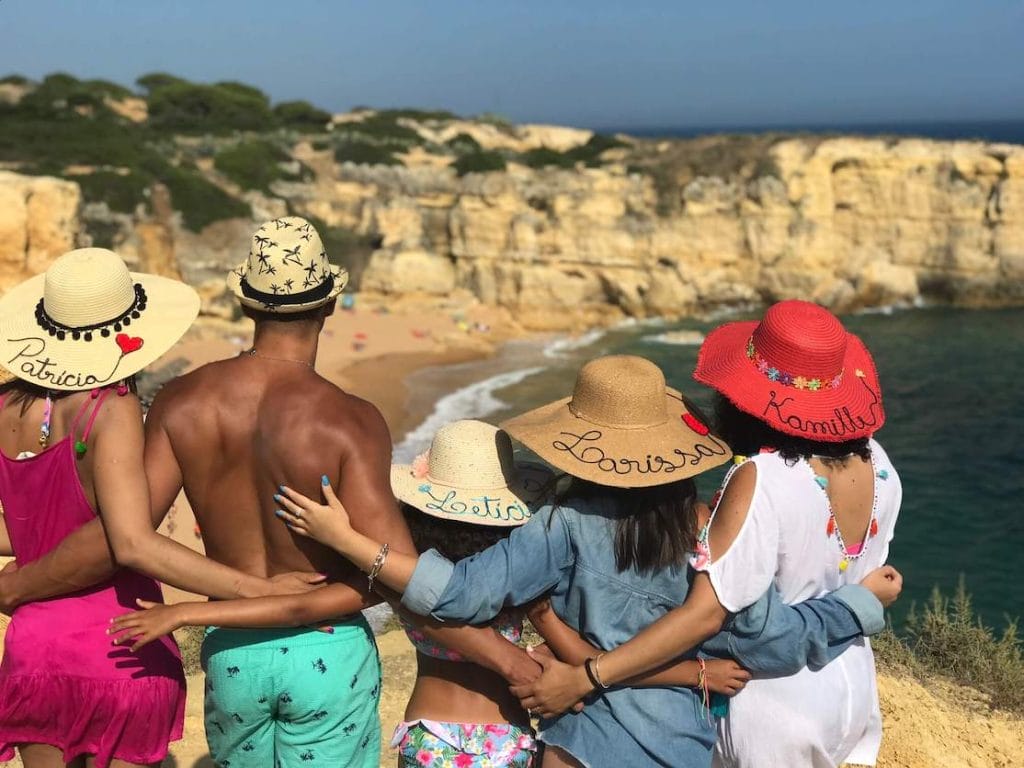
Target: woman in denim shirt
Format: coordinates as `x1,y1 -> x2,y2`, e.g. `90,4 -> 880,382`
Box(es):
277,355 -> 898,768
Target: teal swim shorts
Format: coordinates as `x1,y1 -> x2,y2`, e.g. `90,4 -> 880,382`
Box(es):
201,615 -> 381,768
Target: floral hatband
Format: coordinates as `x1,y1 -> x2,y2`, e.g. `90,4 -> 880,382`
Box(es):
746,337 -> 844,391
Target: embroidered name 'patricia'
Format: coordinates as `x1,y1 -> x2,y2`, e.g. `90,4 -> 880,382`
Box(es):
552,429 -> 729,476
6,336 -> 133,388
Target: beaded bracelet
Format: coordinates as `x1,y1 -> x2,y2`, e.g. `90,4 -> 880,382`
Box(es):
366,542 -> 390,591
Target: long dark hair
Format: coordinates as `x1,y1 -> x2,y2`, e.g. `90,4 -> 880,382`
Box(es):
713,393 -> 871,465
558,477 -> 699,575
400,502 -> 514,562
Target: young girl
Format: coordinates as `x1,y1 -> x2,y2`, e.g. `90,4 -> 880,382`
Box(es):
513,301 -> 903,768
275,355 -> 897,767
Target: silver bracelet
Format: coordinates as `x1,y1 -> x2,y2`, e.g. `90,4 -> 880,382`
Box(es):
367,542 -> 390,591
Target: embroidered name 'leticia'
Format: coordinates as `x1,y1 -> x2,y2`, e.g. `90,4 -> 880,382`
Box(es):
552,429 -> 729,476
417,484 -> 532,523
762,377 -> 882,437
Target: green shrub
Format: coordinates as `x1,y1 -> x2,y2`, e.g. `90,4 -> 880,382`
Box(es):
875,579 -> 1024,714
333,113 -> 423,145
565,133 -> 628,166
214,140 -> 294,192
84,219 -> 123,250
273,100 -> 331,132
453,150 -> 506,176
147,81 -> 273,134
446,132 -> 482,154
519,146 -> 575,169
160,163 -> 251,231
0,74 -> 29,86
752,155 -> 782,179
136,72 -> 188,94
333,140 -> 400,166
374,108 -> 458,122
75,171 -> 150,213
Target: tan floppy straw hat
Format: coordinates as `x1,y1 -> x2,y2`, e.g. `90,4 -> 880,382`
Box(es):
501,355 -> 732,488
226,216 -> 347,313
391,420 -> 553,527
0,248 -> 199,392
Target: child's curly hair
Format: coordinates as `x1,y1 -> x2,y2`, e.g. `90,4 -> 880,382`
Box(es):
400,502 -> 514,561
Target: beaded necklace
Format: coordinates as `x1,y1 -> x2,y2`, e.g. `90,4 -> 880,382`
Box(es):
805,451 -> 886,572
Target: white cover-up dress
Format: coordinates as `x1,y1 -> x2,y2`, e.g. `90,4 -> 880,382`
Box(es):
699,439 -> 901,768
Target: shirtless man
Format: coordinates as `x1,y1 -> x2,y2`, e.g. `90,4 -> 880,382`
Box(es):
0,218 -> 539,768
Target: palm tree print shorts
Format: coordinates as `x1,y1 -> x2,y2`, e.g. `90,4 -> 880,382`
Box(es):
201,617 -> 381,767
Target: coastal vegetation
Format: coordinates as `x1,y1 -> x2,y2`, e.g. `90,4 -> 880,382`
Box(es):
875,579 -> 1024,714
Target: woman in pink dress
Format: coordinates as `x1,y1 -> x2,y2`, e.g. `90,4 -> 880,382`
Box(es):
0,248 -> 201,767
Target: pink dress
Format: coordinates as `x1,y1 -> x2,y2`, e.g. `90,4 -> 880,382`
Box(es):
0,390 -> 186,767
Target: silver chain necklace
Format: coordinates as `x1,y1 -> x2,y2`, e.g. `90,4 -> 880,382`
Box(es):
244,348 -> 314,368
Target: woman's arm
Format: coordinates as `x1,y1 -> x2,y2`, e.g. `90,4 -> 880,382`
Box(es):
277,484 -> 573,625
0,512 -> 11,557
109,580 -> 374,650
94,396 -> 318,599
527,598 -> 747,692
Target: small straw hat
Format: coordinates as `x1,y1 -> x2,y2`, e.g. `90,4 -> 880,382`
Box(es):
391,420 -> 553,527
0,248 -> 199,391
226,216 -> 347,313
694,299 -> 884,441
501,355 -> 732,488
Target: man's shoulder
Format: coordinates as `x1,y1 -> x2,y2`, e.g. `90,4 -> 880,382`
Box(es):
308,379 -> 389,440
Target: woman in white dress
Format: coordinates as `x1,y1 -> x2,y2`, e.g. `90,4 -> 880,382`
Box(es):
513,299 -> 902,768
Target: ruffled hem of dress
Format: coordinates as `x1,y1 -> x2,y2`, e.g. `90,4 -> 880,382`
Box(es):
0,672 -> 185,768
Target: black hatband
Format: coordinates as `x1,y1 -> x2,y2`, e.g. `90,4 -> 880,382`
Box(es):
34,284 -> 148,342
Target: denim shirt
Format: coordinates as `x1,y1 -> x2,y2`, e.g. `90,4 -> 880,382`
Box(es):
403,498 -> 883,768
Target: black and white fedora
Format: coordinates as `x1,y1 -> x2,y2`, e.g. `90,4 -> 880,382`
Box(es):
226,216 -> 348,313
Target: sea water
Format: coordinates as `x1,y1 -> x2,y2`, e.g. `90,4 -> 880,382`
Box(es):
397,306 -> 1024,630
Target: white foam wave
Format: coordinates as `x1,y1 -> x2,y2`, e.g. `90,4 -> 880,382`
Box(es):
854,296 -> 927,315
394,366 -> 545,463
644,329 -> 706,346
543,329 -> 607,358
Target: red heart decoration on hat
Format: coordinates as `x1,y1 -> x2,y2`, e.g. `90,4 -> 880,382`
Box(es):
116,334 -> 144,355
682,412 -> 710,436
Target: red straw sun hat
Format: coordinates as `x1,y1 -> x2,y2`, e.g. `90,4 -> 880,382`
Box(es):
694,300 -> 884,442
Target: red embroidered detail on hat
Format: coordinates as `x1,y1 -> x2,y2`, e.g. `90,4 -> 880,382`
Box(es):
682,412 -> 710,436
116,334 -> 144,355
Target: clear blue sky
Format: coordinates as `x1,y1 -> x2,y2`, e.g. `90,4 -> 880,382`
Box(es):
2,1 -> 1022,129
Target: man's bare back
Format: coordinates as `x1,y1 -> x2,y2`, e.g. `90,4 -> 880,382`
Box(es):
145,352 -> 403,583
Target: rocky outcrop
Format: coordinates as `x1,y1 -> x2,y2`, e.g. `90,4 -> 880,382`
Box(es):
3,133 -> 1023,329
0,172 -> 81,289
293,137 -> 1024,327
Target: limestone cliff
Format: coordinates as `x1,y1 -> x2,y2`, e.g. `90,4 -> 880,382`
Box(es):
2,128 -> 1023,329
302,136 -> 1024,328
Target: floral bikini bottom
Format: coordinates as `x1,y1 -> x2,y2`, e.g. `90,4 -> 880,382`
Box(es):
392,719 -> 536,767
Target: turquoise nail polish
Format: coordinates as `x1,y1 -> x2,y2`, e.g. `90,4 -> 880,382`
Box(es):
274,494 -> 282,502
274,510 -> 283,517
321,475 -> 329,486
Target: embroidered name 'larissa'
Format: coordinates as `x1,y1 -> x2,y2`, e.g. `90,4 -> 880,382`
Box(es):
762,378 -> 882,438
7,336 -> 129,388
552,429 -> 729,476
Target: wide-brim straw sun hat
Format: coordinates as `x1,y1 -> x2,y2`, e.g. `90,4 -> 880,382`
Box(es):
501,355 -> 732,488
226,216 -> 347,314
0,248 -> 200,392
694,299 -> 884,442
391,420 -> 553,527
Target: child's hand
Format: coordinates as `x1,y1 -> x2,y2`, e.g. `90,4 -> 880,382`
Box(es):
276,478 -> 354,552
860,565 -> 903,608
526,597 -> 554,626
703,659 -> 751,696
108,600 -> 184,652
